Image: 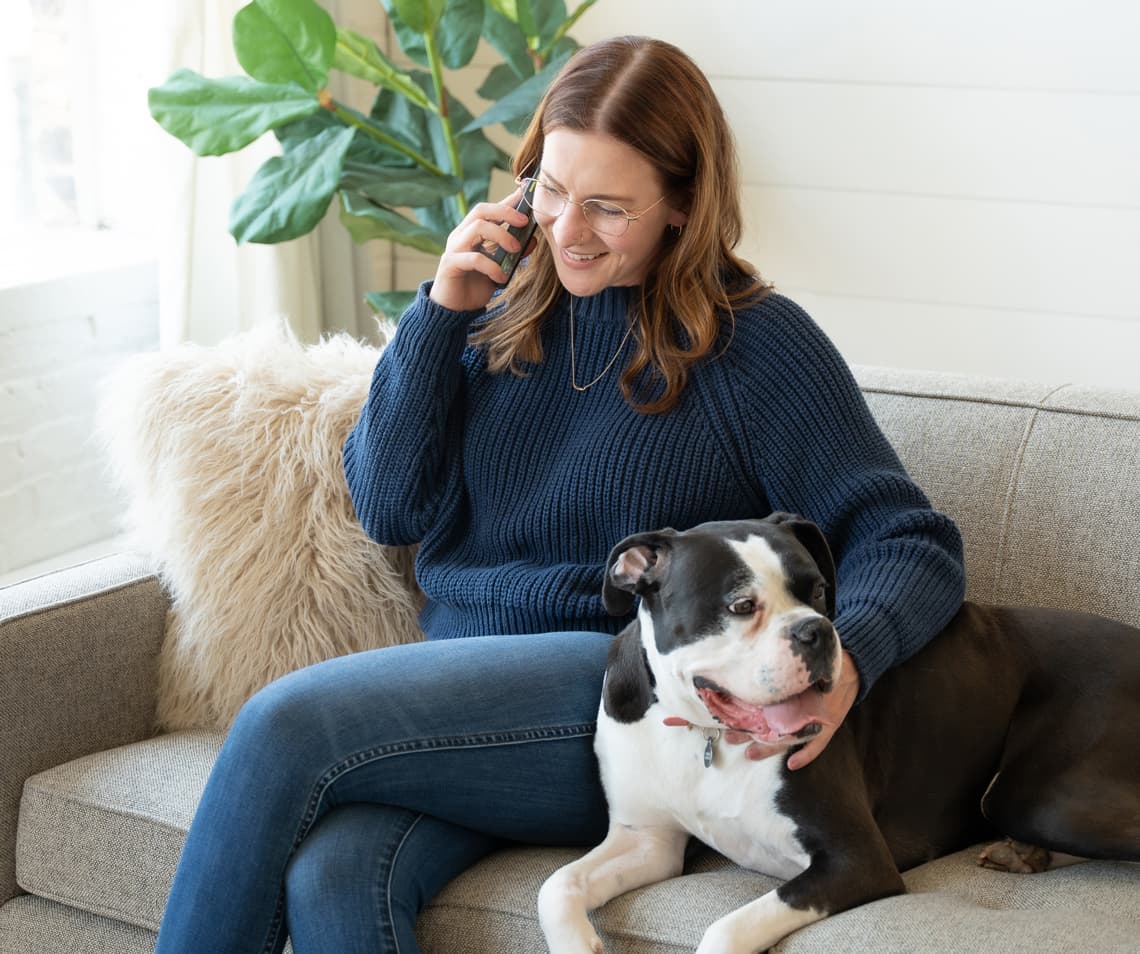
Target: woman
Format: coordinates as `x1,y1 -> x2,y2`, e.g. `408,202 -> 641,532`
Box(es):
155,35 -> 964,954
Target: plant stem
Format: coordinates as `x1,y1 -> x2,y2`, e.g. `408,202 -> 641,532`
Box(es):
423,30 -> 469,219
320,91 -> 448,178
538,0 -> 597,61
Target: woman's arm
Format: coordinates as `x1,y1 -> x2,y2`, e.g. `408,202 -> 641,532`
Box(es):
343,284 -> 483,547
717,294 -> 966,700
343,188 -> 532,547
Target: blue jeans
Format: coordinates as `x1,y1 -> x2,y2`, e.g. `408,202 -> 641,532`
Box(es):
153,632 -> 613,954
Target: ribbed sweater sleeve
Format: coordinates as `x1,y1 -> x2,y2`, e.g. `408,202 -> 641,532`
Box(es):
713,294 -> 966,697
343,282 -> 484,547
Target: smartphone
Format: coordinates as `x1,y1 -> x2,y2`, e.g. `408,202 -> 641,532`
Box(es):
480,173 -> 540,286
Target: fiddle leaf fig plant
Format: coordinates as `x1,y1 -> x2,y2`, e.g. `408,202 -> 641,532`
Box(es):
148,0 -> 597,318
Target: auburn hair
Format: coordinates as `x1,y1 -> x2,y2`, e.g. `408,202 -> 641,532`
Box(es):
470,36 -> 768,414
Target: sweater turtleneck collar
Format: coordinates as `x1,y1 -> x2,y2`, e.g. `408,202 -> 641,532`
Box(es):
560,285 -> 635,326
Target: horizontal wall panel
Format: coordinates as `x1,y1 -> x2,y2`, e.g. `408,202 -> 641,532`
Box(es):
720,80 -> 1140,208
577,1 -> 1140,92
780,289 -> 1140,390
740,184 -> 1140,320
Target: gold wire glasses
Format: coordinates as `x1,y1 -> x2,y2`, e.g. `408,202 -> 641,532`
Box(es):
517,177 -> 666,236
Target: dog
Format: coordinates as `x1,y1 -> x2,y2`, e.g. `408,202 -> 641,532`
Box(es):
537,513 -> 1140,954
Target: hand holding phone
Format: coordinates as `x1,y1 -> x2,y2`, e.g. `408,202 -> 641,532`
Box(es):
479,174 -> 539,286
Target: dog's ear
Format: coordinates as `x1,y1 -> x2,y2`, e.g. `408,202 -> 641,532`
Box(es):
765,512 -> 837,618
602,530 -> 677,616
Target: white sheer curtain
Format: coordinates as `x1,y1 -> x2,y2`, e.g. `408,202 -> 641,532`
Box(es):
155,0 -> 391,347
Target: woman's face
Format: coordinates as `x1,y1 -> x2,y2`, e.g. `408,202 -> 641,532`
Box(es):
535,128 -> 688,296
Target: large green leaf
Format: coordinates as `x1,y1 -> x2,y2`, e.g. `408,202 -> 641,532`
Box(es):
487,0 -> 518,23
230,124 -> 355,243
340,192 -> 448,254
377,71 -> 507,233
339,161 -> 462,206
367,71 -> 436,161
364,289 -> 419,320
461,48 -> 570,133
515,0 -> 538,38
536,0 -> 595,58
276,111 -> 414,170
393,0 -> 446,32
148,69 -> 319,156
232,0 -> 336,92
477,61 -> 529,100
530,0 -> 567,41
380,0 -> 428,65
481,6 -> 533,77
437,0 -> 485,69
333,29 -> 437,112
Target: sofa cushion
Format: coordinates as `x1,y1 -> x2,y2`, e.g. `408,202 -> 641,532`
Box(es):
16,731 -> 223,933
17,732 -> 1140,953
422,844 -> 1140,953
0,895 -> 159,954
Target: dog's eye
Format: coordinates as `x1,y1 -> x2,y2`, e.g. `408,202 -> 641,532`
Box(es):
812,582 -> 828,607
728,598 -> 757,616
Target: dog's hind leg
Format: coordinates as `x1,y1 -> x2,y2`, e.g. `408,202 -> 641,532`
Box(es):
980,723 -> 1140,868
538,824 -> 689,954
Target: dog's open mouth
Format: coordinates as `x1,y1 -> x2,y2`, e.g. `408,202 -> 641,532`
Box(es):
694,676 -> 833,742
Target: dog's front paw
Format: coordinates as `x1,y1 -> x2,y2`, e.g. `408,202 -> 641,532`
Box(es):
538,878 -> 605,954
695,921 -> 753,954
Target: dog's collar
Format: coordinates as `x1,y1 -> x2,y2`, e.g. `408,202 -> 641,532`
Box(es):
663,715 -> 795,768
663,716 -> 723,768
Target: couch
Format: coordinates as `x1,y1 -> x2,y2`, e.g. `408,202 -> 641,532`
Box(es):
2,364 -> 1138,954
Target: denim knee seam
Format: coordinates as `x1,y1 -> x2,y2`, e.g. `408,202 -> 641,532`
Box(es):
295,721 -> 599,842
381,812 -> 425,954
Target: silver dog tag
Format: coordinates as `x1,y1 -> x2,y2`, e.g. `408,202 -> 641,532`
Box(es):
702,730 -> 720,768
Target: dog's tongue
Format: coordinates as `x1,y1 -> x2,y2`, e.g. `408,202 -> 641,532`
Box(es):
697,686 -> 828,742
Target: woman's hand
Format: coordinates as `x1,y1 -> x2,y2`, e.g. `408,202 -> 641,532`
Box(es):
429,186 -> 535,313
785,650 -> 860,770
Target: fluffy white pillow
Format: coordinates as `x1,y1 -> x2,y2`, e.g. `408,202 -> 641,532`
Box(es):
99,321 -> 423,731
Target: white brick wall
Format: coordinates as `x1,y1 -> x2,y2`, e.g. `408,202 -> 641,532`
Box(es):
0,250 -> 158,577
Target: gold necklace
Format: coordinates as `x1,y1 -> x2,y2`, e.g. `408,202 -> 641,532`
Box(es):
568,295 -> 636,392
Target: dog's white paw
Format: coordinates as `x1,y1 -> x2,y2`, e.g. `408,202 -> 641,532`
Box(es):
538,878 -> 604,954
695,921 -> 752,954
541,922 -> 604,954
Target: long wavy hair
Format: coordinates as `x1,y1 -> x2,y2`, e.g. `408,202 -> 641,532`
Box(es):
470,36 -> 768,414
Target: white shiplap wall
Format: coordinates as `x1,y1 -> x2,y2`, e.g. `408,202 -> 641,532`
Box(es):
391,1 -> 1139,388
569,0 -> 1140,386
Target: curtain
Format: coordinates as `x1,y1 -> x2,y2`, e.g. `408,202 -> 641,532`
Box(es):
156,0 -> 391,348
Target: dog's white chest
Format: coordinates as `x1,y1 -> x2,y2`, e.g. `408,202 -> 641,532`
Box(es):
596,709 -> 810,881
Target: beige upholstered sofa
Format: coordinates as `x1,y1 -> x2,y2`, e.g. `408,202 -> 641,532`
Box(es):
2,364 -> 1138,953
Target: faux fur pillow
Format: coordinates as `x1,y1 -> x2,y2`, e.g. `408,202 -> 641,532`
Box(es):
99,322 -> 423,731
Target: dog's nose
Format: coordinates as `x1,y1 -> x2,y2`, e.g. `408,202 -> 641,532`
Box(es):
790,617 -> 829,647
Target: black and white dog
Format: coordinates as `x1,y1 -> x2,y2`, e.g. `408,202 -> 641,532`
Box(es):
538,514 -> 1140,954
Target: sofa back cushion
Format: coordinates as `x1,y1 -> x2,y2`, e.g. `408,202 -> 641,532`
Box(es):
857,367 -> 1140,628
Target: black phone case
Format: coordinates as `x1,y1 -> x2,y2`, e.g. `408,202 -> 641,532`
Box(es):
481,176 -> 540,286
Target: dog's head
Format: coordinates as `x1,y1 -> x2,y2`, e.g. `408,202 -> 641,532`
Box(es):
603,514 -> 841,741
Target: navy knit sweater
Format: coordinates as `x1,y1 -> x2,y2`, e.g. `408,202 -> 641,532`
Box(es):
343,282 -> 965,696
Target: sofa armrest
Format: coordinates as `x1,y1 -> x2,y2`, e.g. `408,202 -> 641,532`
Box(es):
0,552 -> 169,906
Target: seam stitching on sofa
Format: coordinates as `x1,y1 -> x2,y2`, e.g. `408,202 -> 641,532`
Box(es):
860,386 -> 1140,424
12,881 -> 161,935
21,787 -> 197,837
0,573 -> 164,628
991,383 -> 1070,599
424,901 -> 694,950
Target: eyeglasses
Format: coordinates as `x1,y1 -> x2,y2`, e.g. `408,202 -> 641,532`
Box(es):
517,177 -> 666,237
